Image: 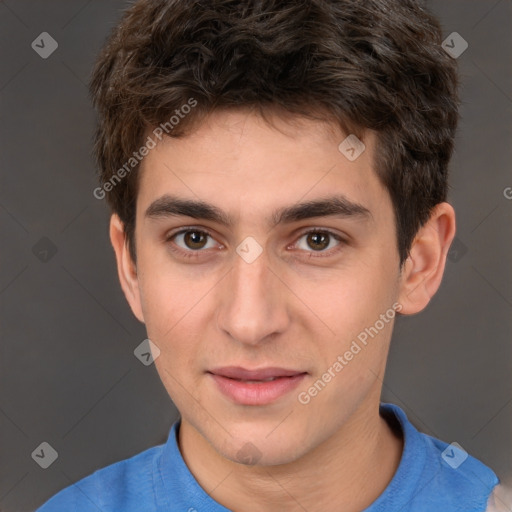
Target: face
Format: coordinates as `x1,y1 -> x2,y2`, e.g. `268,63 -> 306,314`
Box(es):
123,110 -> 405,465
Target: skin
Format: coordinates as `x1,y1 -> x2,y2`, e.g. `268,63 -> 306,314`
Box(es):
110,109 -> 456,512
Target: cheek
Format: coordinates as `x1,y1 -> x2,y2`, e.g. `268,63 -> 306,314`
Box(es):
136,269 -> 191,347
136,258 -> 214,361
136,244 -> 199,323
310,263 -> 397,357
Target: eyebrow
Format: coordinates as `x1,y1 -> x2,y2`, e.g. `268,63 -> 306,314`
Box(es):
144,193 -> 372,228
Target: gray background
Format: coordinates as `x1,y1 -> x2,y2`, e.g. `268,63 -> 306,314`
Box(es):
0,1 -> 511,511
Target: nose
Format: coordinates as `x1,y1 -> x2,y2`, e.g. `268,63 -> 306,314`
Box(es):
215,244 -> 290,346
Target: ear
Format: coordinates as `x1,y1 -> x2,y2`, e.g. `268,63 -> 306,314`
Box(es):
109,214 -> 145,323
397,202 -> 456,315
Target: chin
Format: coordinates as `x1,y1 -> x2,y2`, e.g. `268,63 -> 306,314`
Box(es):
214,430 -> 307,467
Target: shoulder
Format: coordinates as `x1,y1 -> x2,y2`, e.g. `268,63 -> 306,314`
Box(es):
35,443 -> 163,512
413,431 -> 499,510
379,403 -> 500,512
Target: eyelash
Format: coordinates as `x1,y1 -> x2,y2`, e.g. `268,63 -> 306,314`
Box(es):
165,227 -> 346,260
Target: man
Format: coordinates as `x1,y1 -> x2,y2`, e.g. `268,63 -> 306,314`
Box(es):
37,0 -> 502,510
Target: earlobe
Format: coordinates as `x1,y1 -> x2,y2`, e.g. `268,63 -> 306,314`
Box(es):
109,214 -> 145,323
397,202 -> 456,315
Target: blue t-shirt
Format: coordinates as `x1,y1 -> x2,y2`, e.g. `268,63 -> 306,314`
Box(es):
36,402 -> 500,511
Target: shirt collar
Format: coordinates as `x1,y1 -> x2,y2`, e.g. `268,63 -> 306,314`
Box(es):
154,402 -> 422,511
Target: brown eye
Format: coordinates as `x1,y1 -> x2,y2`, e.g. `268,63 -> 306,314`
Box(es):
294,229 -> 344,256
183,231 -> 208,250
169,229 -> 217,253
306,232 -> 330,251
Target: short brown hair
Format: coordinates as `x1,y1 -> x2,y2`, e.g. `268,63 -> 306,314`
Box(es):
89,0 -> 459,267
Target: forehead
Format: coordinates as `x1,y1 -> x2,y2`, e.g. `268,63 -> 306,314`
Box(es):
136,110 -> 390,227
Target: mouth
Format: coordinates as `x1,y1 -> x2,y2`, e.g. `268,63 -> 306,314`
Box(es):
224,377 -> 284,383
208,366 -> 307,380
207,366 -> 308,405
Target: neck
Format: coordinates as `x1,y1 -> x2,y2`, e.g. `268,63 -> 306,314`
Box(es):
178,400 -> 404,512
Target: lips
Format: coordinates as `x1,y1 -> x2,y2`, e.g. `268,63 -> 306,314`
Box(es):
207,366 -> 308,405
208,366 -> 306,381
